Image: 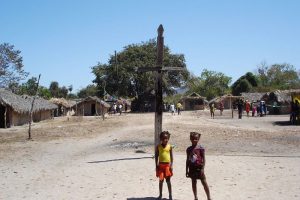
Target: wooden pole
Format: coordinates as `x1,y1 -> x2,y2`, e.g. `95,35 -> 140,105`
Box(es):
28,74 -> 41,140
4,107 -> 7,129
154,25 -> 164,149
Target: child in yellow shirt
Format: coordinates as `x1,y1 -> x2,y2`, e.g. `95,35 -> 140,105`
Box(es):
155,131 -> 173,200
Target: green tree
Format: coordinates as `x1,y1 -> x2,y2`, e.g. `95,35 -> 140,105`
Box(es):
49,81 -> 59,97
256,63 -> 300,91
77,84 -> 98,98
232,79 -> 252,95
59,86 -> 68,98
92,40 -> 189,98
231,72 -> 258,95
38,86 -> 51,99
186,69 -> 231,100
0,43 -> 28,87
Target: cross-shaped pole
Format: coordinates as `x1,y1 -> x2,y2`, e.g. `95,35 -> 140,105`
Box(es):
138,25 -> 184,150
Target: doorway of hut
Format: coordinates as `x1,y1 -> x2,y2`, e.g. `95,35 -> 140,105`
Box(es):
0,104 -> 7,128
91,103 -> 96,116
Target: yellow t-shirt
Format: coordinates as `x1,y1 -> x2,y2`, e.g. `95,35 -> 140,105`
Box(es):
158,144 -> 171,163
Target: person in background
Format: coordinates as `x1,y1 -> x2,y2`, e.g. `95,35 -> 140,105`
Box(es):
219,101 -> 224,116
245,100 -> 250,117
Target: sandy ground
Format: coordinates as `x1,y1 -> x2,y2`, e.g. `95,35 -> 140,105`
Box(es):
0,110 -> 300,200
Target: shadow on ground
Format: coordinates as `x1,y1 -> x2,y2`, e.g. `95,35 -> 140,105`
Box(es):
87,156 -> 153,163
273,121 -> 295,126
127,198 -> 169,200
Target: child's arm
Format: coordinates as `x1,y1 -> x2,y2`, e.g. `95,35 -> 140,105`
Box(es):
155,145 -> 159,169
186,149 -> 189,177
170,146 -> 173,170
201,149 -> 206,176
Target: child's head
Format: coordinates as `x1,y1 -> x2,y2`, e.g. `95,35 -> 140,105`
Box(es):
190,131 -> 201,145
160,131 -> 171,145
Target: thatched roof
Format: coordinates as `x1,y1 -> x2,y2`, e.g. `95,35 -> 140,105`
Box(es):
208,94 -> 243,104
241,92 -> 265,102
0,89 -> 57,114
181,92 -> 206,100
75,96 -> 110,108
50,98 -> 76,108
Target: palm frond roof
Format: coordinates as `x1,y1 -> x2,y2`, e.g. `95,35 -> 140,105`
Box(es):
0,89 -> 57,114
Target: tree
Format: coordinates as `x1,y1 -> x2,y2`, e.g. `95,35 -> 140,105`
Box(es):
232,79 -> 252,95
59,86 -> 68,98
186,69 -> 232,100
0,43 -> 28,87
231,72 -> 258,95
92,40 -> 189,99
77,84 -> 98,98
256,63 -> 300,91
20,77 -> 38,96
49,81 -> 59,97
38,86 -> 51,99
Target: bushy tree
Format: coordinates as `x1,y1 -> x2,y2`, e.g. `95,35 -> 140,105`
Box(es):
92,40 -> 189,98
77,84 -> 98,98
186,69 -> 231,100
49,81 -> 59,97
0,43 -> 28,87
231,72 -> 258,95
256,63 -> 300,90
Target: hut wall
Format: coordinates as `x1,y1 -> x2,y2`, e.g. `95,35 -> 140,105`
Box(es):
11,111 -> 28,127
183,99 -> 205,110
75,101 -> 108,116
33,110 -> 53,122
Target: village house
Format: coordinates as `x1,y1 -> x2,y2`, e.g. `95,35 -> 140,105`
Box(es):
0,89 -> 57,128
72,96 -> 110,116
209,94 -> 243,109
262,89 -> 300,114
180,92 -> 206,110
49,98 -> 76,116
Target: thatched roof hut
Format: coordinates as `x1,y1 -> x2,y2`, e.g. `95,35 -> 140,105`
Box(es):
241,92 -> 266,103
208,94 -> 243,109
50,98 -> 77,116
0,89 -> 57,128
73,96 -> 110,116
263,89 -> 300,114
180,92 -> 206,110
0,89 -> 57,113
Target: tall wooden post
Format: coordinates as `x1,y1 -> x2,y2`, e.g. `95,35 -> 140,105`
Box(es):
28,74 -> 41,140
4,107 -> 7,129
154,25 -> 164,148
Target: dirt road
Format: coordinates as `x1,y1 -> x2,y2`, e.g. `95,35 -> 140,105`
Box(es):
0,111 -> 299,199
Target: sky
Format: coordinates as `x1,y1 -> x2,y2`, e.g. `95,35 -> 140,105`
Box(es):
1,0 -> 299,92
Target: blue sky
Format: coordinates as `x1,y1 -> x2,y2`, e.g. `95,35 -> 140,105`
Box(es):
1,0 -> 299,92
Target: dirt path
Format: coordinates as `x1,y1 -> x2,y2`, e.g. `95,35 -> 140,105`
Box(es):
0,111 -> 300,199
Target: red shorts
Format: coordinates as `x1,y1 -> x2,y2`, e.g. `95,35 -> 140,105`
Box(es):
156,163 -> 173,181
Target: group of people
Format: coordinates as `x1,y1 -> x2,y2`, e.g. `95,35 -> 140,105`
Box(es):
209,99 -> 268,119
155,131 -> 211,200
110,102 -> 128,115
209,101 -> 224,119
165,102 -> 183,115
238,99 -> 267,119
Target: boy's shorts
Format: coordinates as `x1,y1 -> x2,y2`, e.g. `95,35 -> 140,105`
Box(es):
156,163 -> 173,181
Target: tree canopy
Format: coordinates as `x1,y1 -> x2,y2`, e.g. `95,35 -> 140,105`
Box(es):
256,63 -> 300,91
231,72 -> 258,95
92,40 -> 189,99
186,69 -> 232,100
0,43 -> 28,87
